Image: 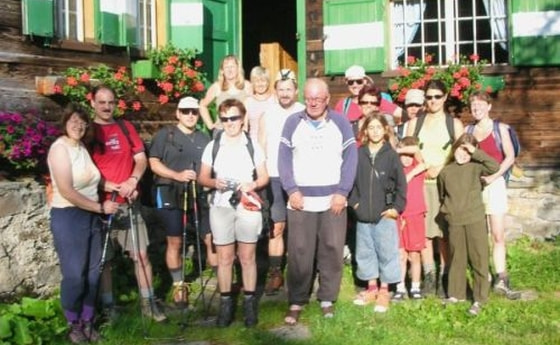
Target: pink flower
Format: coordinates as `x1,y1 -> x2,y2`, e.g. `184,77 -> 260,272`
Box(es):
136,85 -> 146,93
53,85 -> 63,94
407,56 -> 416,65
118,100 -> 127,110
86,92 -> 93,101
160,82 -> 174,93
459,77 -> 471,87
67,77 -> 78,86
136,78 -> 144,85
80,73 -> 90,83
114,72 -> 123,81
158,94 -> 169,104
6,125 -> 14,134
194,60 -> 203,68
191,81 -> 205,92
163,64 -> 175,75
168,55 -> 179,65
425,54 -> 433,63
470,54 -> 479,62
185,69 -> 197,78
132,101 -> 141,111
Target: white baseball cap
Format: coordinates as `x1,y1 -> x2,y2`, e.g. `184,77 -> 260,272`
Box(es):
345,65 -> 366,79
405,89 -> 425,105
177,96 -> 199,109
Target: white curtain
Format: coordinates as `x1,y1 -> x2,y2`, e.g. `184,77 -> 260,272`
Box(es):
392,0 -> 426,67
482,0 -> 507,50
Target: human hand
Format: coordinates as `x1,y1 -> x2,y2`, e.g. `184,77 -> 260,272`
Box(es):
176,169 -> 197,183
288,191 -> 304,210
330,194 -> 347,215
102,199 -> 119,215
381,208 -> 399,219
118,178 -> 137,199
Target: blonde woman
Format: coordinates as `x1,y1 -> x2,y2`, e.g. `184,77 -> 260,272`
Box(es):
199,55 -> 252,131
244,66 -> 275,140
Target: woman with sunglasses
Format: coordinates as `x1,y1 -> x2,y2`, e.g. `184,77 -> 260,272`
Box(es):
198,98 -> 269,328
148,96 -> 216,308
335,65 -> 403,126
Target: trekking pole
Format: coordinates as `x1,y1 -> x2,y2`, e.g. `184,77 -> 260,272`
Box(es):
99,191 -> 118,274
191,178 -> 208,314
177,182 -> 189,329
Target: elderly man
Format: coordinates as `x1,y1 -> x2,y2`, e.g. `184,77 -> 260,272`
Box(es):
279,78 -> 358,325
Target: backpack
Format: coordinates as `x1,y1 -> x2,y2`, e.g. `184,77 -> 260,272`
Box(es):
466,120 -> 521,182
210,130 -> 256,180
413,113 -> 455,150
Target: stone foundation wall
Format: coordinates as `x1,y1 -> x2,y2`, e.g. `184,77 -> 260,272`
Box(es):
0,168 -> 558,301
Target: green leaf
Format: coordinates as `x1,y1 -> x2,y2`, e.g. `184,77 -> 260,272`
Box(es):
12,318 -> 33,345
20,298 -> 54,320
0,315 -> 12,339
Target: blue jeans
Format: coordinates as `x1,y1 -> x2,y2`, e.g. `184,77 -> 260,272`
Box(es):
355,218 -> 401,284
50,207 -> 102,322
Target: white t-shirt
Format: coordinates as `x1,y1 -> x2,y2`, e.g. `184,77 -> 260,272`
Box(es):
201,133 -> 265,207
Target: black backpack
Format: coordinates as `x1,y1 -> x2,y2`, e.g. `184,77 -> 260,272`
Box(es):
210,130 -> 256,180
413,113 -> 455,150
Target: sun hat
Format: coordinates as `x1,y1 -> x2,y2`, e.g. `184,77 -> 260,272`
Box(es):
177,96 -> 199,109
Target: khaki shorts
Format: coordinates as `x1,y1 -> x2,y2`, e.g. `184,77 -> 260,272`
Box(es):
210,205 -> 262,245
482,176 -> 508,215
424,182 -> 447,238
111,201 -> 150,254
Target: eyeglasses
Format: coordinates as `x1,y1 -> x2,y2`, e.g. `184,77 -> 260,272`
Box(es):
359,100 -> 380,106
347,79 -> 364,86
219,115 -> 243,123
304,97 -> 328,104
405,103 -> 423,108
179,108 -> 199,116
425,94 -> 444,100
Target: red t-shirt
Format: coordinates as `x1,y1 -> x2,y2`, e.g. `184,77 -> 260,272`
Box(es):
402,160 -> 427,217
334,97 -> 399,122
91,121 -> 144,202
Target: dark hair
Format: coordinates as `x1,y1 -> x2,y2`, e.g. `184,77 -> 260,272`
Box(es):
60,103 -> 90,136
218,98 -> 247,117
358,113 -> 390,146
424,79 -> 448,94
398,136 -> 419,148
469,90 -> 492,104
358,84 -> 382,103
91,85 -> 116,99
446,133 -> 479,165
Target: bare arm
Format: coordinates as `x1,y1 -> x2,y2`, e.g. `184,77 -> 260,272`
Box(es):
119,151 -> 147,199
257,114 -> 267,155
199,83 -> 218,130
406,117 -> 418,137
453,118 -> 465,139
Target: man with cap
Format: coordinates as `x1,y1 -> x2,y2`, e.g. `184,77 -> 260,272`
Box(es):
397,89 -> 425,140
149,96 -> 215,307
335,64 -> 403,128
258,69 -> 305,295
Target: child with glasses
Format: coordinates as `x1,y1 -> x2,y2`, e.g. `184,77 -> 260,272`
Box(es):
437,133 -> 499,315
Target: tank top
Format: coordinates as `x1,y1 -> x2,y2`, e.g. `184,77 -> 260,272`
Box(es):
49,138 -> 101,208
215,83 -> 250,107
245,94 -> 276,141
418,115 -> 452,183
479,132 -> 504,164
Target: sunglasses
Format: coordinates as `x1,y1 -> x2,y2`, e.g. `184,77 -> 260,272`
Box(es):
219,115 -> 243,123
425,94 -> 444,100
406,103 -> 423,108
359,100 -> 380,106
347,79 -> 364,86
179,108 -> 199,116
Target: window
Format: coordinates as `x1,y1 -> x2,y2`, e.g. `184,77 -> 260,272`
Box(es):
57,0 -> 84,41
138,0 -> 157,50
391,0 -> 508,68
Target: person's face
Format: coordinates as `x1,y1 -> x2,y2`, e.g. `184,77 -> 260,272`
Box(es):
454,146 -> 472,165
470,98 -> 492,122
222,59 -> 238,81
304,83 -> 330,119
66,113 -> 88,141
405,103 -> 423,119
366,118 -> 386,144
252,76 -> 269,95
220,106 -> 244,137
176,108 -> 199,130
425,88 -> 447,114
275,80 -> 297,109
359,94 -> 380,115
346,78 -> 365,96
399,153 -> 414,167
91,88 -> 116,122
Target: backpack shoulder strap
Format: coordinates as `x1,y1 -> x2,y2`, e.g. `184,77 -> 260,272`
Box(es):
210,130 -> 223,178
466,123 -> 475,134
493,119 -> 504,152
342,97 -> 352,116
442,114 -> 455,150
116,119 -> 134,150
413,114 -> 426,138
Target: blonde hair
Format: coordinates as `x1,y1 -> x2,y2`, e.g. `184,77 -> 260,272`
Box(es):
218,55 -> 246,91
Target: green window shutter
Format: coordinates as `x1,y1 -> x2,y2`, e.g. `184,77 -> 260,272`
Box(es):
511,0 -> 560,66
96,0 -> 126,46
168,0 -> 203,51
22,0 -> 54,37
323,0 -> 385,74
123,2 -> 139,47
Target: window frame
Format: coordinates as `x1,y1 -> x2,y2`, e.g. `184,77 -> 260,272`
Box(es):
138,0 -> 157,51
57,0 -> 85,42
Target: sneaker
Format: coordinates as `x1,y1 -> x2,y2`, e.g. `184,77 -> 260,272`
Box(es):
353,288 -> 378,306
374,289 -> 390,313
172,281 -> 189,308
442,297 -> 465,305
141,298 -> 167,323
437,273 -> 448,299
422,271 -> 436,295
264,268 -> 284,295
82,321 -> 101,342
391,290 -> 408,302
468,302 -> 482,316
67,322 -> 86,344
216,297 -> 234,328
410,289 -> 423,300
494,278 -> 522,300
243,296 -> 259,327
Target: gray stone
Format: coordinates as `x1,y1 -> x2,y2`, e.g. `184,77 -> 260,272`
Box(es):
269,324 -> 312,341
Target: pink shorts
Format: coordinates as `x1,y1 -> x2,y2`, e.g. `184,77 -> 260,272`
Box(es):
398,214 -> 426,252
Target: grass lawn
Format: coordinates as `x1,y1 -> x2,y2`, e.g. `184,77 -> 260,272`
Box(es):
17,236 -> 560,345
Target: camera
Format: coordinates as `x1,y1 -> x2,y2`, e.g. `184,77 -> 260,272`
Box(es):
224,179 -> 239,191
385,191 -> 395,206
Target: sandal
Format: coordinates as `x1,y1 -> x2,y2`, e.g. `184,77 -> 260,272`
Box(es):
284,306 -> 302,326
172,281 -> 189,308
321,305 -> 334,318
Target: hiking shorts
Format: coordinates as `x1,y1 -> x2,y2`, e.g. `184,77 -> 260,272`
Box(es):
210,205 -> 262,245
482,176 -> 508,215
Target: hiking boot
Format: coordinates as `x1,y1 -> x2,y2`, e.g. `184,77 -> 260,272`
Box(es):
437,273 -> 448,299
422,271 -> 436,295
353,288 -> 378,306
468,302 -> 482,316
99,304 -> 119,323
172,281 -> 189,308
141,298 -> 167,323
216,297 -> 234,328
494,277 -> 522,300
264,268 -> 284,295
83,321 -> 101,342
374,289 -> 390,313
67,322 -> 86,344
243,296 -> 259,327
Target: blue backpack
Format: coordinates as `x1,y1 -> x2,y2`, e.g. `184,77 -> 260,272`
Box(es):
466,120 -> 521,182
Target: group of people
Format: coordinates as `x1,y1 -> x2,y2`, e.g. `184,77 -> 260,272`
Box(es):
47,56 -> 519,343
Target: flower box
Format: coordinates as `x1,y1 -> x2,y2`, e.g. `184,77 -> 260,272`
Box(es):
131,60 -> 158,79
480,75 -> 505,92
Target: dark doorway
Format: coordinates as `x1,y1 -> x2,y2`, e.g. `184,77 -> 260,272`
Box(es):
241,0 -> 297,76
